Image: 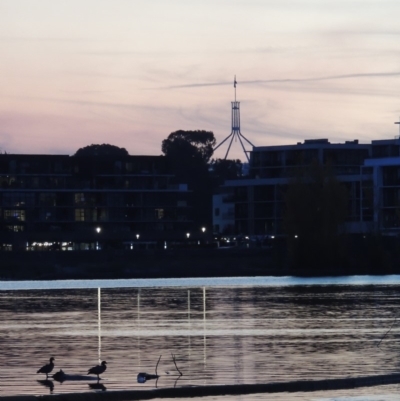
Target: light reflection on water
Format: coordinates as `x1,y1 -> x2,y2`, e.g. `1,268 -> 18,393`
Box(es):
0,277 -> 400,400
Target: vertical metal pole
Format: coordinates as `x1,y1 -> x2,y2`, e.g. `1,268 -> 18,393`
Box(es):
98,288 -> 101,364
137,289 -> 141,366
188,289 -> 191,369
188,289 -> 191,323
203,286 -> 207,379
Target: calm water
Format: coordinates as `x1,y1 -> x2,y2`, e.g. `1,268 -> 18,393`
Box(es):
1,276 -> 400,401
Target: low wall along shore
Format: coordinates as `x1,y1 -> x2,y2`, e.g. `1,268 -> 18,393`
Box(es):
0,248 -> 279,280
2,373 -> 400,401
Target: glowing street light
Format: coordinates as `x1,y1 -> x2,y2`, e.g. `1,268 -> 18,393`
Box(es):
95,227 -> 101,250
186,233 -> 190,238
201,227 -> 206,233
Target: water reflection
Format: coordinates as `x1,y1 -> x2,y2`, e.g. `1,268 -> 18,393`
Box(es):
88,382 -> 106,392
0,281 -> 400,399
37,379 -> 54,394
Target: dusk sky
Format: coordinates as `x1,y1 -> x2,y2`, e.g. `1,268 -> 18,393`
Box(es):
2,0 -> 400,161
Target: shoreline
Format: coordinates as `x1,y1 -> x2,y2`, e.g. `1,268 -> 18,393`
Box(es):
1,373 -> 400,400
0,247 -> 397,281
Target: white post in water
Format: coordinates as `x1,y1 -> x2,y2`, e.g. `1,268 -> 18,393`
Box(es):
188,290 -> 191,363
188,290 -> 191,322
98,287 -> 101,364
203,286 -> 207,375
137,289 -> 141,366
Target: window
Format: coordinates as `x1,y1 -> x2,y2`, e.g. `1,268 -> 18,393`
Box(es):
74,193 -> 85,205
155,208 -> 164,219
7,225 -> 24,232
108,194 -> 123,206
39,193 -> 56,206
3,192 -> 35,207
75,209 -> 85,221
4,210 -> 25,221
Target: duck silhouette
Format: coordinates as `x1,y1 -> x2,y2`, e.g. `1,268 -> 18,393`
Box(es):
52,369 -> 66,383
88,361 -> 107,381
37,357 -> 55,379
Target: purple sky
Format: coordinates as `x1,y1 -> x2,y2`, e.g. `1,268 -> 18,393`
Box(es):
2,0 -> 400,161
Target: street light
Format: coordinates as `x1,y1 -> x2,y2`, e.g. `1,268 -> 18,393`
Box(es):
186,233 -> 190,238
95,227 -> 101,250
136,234 -> 140,240
200,227 -> 206,246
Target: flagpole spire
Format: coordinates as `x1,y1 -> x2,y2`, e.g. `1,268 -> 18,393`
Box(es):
234,75 -> 237,102
213,75 -> 255,162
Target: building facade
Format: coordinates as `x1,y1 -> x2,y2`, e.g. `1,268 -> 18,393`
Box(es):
0,154 -> 193,250
213,138 -> 400,237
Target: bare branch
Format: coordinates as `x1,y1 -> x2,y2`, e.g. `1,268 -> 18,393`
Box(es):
171,353 -> 183,376
155,355 -> 162,376
377,317 -> 398,348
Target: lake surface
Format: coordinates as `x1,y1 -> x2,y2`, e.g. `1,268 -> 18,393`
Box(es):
1,276 -> 400,400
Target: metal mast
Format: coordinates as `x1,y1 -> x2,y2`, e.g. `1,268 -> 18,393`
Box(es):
213,76 -> 254,162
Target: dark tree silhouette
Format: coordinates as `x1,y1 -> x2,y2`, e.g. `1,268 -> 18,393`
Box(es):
284,160 -> 348,271
74,144 -> 129,157
210,158 -> 243,185
161,130 -> 215,165
161,130 -> 216,230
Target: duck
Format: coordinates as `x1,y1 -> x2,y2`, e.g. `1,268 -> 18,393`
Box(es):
52,369 -> 66,383
88,361 -> 107,380
37,357 -> 55,378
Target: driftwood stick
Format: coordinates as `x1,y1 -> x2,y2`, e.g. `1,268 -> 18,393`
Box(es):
377,317 -> 397,348
171,354 -> 183,388
155,355 -> 162,388
155,355 -> 162,376
171,354 -> 183,376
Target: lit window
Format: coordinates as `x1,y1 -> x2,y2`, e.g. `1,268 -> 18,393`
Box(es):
155,208 -> 164,219
4,210 -> 25,221
7,225 -> 24,232
75,209 -> 85,221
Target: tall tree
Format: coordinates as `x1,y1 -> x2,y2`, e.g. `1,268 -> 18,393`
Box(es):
284,160 -> 348,271
162,130 -> 215,166
162,130 -> 216,230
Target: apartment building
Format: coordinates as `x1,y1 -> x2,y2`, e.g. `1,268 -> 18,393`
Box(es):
214,138 -> 400,236
0,154 -> 192,250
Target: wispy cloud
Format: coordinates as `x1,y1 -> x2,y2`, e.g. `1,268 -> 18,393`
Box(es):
325,30 -> 400,36
166,71 -> 400,89
0,37 -> 117,43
